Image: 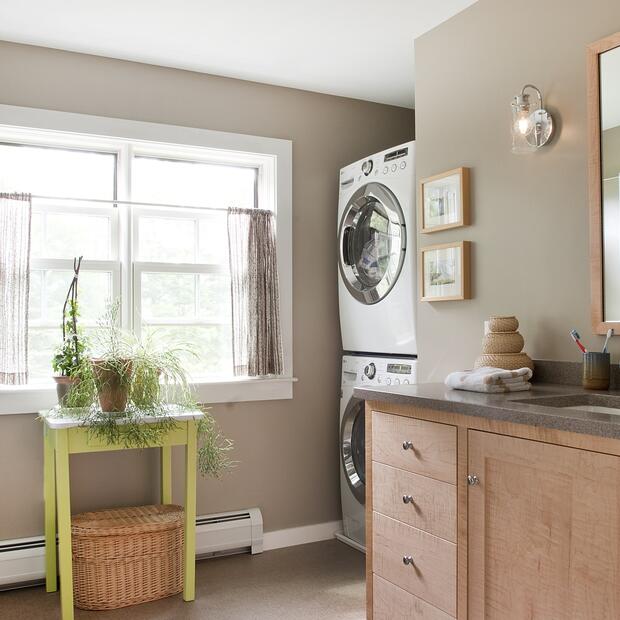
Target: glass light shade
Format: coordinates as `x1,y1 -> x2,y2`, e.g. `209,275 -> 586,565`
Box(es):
511,85 -> 554,154
511,94 -> 537,154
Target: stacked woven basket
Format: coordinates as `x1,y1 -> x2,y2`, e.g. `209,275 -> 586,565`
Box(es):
474,315 -> 534,371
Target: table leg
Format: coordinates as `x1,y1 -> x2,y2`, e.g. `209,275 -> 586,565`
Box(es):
55,429 -> 74,620
44,425 -> 57,592
183,420 -> 197,602
161,445 -> 172,504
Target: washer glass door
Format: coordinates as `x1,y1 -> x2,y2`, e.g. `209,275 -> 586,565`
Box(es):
338,182 -> 406,305
341,397 -> 365,504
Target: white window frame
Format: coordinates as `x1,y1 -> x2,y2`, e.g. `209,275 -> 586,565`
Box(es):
0,104 -> 294,414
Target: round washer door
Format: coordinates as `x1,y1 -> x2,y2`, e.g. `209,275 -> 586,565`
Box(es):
338,182 -> 406,305
341,397 -> 365,504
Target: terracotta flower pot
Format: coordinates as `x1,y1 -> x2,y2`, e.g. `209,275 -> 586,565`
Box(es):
53,375 -> 79,407
91,358 -> 133,413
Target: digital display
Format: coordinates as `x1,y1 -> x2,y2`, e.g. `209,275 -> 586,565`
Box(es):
387,363 -> 411,375
384,147 -> 408,162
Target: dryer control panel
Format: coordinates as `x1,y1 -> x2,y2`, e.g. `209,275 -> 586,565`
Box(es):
342,354 -> 417,387
339,141 -> 414,190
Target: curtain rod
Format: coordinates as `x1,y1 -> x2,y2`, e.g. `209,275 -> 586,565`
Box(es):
1,192 -> 31,201
30,194 -> 228,213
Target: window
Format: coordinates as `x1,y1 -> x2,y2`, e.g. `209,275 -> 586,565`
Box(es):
132,157 -> 258,379
0,142 -> 120,382
0,118 -> 291,394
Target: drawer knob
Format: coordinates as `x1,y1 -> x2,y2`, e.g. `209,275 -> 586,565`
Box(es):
402,555 -> 415,566
402,440 -> 414,450
467,474 -> 480,486
402,494 -> 415,504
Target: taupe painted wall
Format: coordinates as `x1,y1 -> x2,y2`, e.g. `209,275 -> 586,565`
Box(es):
0,42 -> 414,539
414,0 -> 620,382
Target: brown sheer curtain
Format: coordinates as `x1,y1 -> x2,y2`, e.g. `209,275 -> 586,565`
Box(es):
0,193 -> 32,384
227,207 -> 283,377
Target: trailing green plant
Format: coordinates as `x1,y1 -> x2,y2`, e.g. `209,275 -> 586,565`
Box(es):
55,299 -> 235,478
197,413 -> 235,478
52,257 -> 86,377
52,299 -> 87,376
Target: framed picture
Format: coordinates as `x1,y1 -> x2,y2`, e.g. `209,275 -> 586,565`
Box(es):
420,241 -> 471,302
419,167 -> 470,233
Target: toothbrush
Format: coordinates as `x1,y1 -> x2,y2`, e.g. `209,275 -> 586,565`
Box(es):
570,329 -> 587,354
603,328 -> 614,353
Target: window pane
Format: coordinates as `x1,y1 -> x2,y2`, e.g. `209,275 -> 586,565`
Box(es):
28,328 -> 61,382
37,212 -> 112,260
31,270 -> 112,325
140,271 -> 233,378
29,269 -> 112,379
31,213 -> 44,258
0,143 -> 116,199
140,273 -> 231,323
29,270 -> 43,322
138,217 -> 195,262
29,326 -> 101,382
132,156 -> 256,210
141,273 -> 195,320
198,274 -> 230,321
198,213 -> 229,264
142,325 -> 232,378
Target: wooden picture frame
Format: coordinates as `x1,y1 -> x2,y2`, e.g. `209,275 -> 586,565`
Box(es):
588,31 -> 620,335
419,167 -> 470,233
420,241 -> 471,302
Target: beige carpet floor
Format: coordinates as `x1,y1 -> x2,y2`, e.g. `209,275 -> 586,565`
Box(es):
0,539 -> 366,620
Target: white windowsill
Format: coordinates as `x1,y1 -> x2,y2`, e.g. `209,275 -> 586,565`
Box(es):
0,376 -> 297,415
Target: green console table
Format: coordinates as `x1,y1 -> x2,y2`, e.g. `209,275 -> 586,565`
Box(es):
40,407 -> 204,620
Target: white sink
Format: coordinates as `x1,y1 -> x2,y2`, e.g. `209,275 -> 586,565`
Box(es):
514,393 -> 620,415
562,404 -> 620,415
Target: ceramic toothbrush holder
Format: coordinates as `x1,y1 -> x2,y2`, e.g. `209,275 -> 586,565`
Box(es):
582,352 -> 611,390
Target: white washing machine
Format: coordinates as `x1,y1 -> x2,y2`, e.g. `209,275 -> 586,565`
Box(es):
337,141 -> 417,357
336,354 -> 417,552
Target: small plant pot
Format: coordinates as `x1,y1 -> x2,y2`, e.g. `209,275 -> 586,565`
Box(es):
53,375 -> 80,407
91,358 -> 133,413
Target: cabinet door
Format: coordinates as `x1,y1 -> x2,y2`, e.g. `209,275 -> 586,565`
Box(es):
468,430 -> 620,620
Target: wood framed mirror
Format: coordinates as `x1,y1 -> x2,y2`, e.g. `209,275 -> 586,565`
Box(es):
589,31 -> 620,334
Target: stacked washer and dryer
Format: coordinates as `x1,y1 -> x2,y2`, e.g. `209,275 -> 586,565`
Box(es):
336,142 -> 418,552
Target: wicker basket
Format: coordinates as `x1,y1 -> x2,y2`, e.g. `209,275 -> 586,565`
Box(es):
488,316 -> 519,333
481,331 -> 524,354
72,504 -> 184,610
475,352 -> 534,371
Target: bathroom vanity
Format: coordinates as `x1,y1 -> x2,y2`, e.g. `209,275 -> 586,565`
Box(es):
357,382 -> 620,620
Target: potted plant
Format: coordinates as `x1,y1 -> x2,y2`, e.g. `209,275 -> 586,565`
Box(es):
59,300 -> 234,478
52,258 -> 86,406
88,302 -> 134,413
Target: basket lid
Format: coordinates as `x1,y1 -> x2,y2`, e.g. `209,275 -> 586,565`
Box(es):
71,504 -> 183,536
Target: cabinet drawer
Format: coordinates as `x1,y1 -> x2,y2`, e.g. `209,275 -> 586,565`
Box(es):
372,462 -> 456,542
373,575 -> 454,620
372,411 -> 456,484
373,512 -> 456,616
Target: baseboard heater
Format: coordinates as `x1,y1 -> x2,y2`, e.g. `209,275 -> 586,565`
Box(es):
0,507 -> 263,591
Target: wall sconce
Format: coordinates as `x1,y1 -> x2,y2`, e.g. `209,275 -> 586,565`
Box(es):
511,84 -> 554,154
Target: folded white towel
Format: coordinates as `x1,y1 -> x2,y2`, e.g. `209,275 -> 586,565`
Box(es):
445,367 -> 533,393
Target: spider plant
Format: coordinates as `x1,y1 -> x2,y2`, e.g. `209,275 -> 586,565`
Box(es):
58,300 -> 234,478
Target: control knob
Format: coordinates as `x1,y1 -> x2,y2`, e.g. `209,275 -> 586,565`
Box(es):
364,363 -> 376,380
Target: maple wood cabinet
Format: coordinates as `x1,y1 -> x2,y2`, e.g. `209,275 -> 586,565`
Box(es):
366,405 -> 620,619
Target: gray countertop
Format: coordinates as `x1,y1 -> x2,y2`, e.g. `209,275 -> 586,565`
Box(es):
354,382 -> 620,440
